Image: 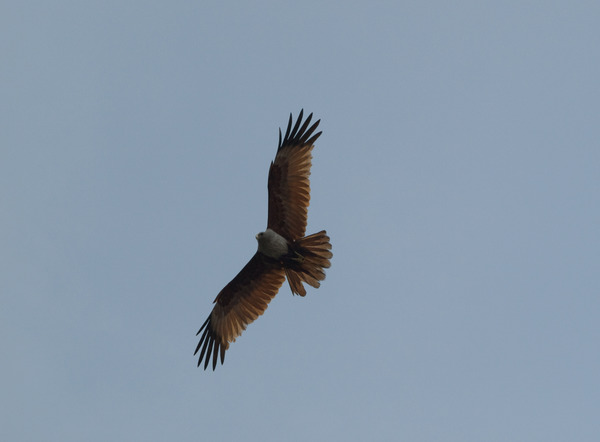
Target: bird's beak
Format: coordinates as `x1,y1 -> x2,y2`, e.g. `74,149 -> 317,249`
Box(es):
255,234 -> 259,240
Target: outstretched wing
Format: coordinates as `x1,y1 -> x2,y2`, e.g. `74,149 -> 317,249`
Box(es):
194,252 -> 286,370
267,110 -> 322,241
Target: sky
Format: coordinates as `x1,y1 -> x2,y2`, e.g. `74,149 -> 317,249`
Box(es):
1,1 -> 599,441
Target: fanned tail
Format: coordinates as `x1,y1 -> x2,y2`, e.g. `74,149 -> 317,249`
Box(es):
284,230 -> 332,296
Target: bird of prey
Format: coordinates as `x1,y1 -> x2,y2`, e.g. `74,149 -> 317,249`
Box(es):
194,110 -> 332,370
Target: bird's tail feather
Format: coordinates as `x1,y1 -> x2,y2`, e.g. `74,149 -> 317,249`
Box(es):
285,230 -> 332,296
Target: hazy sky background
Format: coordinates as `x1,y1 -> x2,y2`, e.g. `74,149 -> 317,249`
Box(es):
2,1 -> 599,441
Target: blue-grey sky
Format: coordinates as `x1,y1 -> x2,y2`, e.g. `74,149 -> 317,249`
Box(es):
2,1 -> 599,441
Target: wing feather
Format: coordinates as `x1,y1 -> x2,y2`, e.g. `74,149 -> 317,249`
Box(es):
194,252 -> 286,370
267,110 -> 322,240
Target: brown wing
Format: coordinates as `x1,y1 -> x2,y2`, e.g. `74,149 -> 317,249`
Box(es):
194,252 -> 286,370
267,110 -> 322,240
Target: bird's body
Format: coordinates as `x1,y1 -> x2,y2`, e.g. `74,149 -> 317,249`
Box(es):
195,110 -> 332,370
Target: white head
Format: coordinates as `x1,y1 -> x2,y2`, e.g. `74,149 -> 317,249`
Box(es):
255,228 -> 289,259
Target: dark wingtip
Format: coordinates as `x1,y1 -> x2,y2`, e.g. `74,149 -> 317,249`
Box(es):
283,113 -> 293,145
278,110 -> 321,152
194,315 -> 225,371
203,338 -> 214,370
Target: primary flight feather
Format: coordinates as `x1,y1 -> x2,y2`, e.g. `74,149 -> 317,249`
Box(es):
194,110 -> 332,370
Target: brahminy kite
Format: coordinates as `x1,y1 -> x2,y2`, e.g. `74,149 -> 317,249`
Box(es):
195,110 -> 332,370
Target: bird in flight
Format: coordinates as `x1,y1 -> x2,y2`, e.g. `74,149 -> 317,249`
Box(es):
195,110 -> 332,370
